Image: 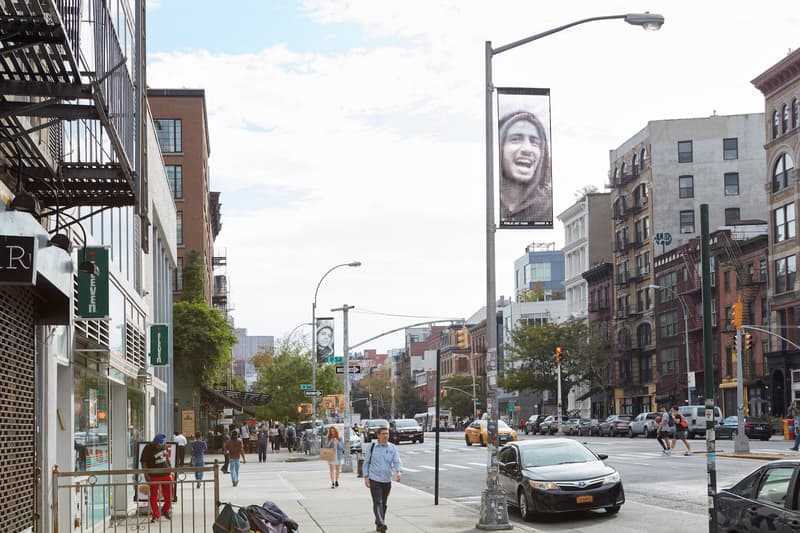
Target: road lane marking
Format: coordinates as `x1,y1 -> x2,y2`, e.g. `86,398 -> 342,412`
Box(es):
468,462 -> 486,467
443,463 -> 470,469
402,467 -> 421,472
418,465 -> 444,470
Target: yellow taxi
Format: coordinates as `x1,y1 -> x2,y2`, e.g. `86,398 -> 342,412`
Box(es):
464,419 -> 518,447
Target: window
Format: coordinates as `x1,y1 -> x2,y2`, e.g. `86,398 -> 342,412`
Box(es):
642,217 -> 650,240
723,270 -> 730,292
176,210 -> 183,246
774,153 -> 795,192
679,175 -> 694,198
724,172 -> 739,195
154,119 -> 182,153
618,328 -> 631,350
621,162 -> 627,178
756,467 -> 794,507
775,255 -> 797,294
723,138 -> 738,160
725,208 -> 740,225
794,98 -> 799,130
659,347 -> 680,375
680,210 -> 695,233
166,165 -> 183,200
783,104 -> 790,133
640,147 -> 647,169
656,271 -> 677,303
526,262 -> 551,283
658,311 -> 679,338
632,153 -> 638,171
678,140 -> 693,163
174,257 -> 183,292
774,203 -> 796,243
773,110 -> 779,139
637,323 -> 652,347
640,355 -> 652,383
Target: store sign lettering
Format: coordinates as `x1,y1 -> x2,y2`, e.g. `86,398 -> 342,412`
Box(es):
77,247 -> 109,319
0,235 -> 36,285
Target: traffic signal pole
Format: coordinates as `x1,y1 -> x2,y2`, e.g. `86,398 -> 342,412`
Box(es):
733,298 -> 749,454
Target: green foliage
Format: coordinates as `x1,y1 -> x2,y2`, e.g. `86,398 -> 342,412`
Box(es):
251,339 -> 342,422
394,378 -> 427,419
182,250 -> 205,303
442,375 -> 484,418
173,300 -> 237,386
501,319 -> 610,416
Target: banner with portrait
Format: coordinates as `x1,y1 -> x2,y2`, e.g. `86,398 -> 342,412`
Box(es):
496,87 -> 553,229
316,317 -> 334,361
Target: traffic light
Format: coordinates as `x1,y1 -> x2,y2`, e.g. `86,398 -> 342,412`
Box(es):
456,327 -> 470,349
440,388 -> 447,398
732,333 -> 739,353
731,301 -> 743,330
744,333 -> 753,351
297,405 -> 302,414
555,347 -> 562,365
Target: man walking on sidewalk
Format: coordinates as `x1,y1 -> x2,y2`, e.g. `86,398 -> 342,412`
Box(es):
364,427 -> 402,533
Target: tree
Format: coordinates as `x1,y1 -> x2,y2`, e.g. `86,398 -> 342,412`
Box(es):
173,300 -> 237,386
394,378 -> 427,419
441,375 -> 485,418
181,250 -> 205,303
251,339 -> 342,422
501,319 -> 610,417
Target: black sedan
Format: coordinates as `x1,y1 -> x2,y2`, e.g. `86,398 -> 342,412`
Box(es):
715,416 -> 773,441
498,438 -> 624,521
717,460 -> 800,532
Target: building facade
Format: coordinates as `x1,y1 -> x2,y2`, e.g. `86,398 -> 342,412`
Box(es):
514,244 -> 565,302
583,261 -> 614,417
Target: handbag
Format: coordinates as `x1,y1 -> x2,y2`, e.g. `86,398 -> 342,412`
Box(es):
319,446 -> 335,462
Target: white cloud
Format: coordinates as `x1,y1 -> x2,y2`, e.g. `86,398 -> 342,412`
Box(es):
148,1 -> 800,352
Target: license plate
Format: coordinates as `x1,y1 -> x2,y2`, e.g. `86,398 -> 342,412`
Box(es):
576,495 -> 593,504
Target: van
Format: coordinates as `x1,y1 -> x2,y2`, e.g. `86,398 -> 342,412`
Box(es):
678,405 -> 722,439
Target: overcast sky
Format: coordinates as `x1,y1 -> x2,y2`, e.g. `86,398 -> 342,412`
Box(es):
145,1 -> 799,355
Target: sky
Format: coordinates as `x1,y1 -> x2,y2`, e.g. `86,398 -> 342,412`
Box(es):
145,1 -> 800,356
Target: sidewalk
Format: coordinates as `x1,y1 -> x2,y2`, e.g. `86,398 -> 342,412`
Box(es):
210,450 -> 540,532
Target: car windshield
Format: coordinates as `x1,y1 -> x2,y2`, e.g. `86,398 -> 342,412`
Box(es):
520,442 -> 598,468
371,419 -> 389,428
395,420 -> 417,428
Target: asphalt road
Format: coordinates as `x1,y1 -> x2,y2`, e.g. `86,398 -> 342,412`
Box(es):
393,431 -> 793,531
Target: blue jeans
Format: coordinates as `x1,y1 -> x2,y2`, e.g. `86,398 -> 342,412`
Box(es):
229,458 -> 240,484
793,430 -> 800,450
192,457 -> 204,480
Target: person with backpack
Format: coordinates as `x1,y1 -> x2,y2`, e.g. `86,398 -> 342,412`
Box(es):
285,424 -> 296,453
656,406 -> 673,456
670,406 -> 692,456
364,427 -> 402,533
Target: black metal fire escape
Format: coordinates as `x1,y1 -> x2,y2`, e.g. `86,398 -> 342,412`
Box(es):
0,0 -> 137,209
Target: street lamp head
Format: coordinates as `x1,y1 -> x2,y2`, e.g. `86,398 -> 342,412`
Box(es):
348,261 -> 362,267
624,12 -> 664,31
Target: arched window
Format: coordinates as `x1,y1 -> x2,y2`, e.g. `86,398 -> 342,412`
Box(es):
773,152 -> 795,192
621,162 -> 627,178
637,323 -> 652,347
783,104 -> 790,133
640,147 -> 647,169
632,154 -> 638,173
773,110 -> 779,139
613,167 -> 618,179
793,98 -> 799,129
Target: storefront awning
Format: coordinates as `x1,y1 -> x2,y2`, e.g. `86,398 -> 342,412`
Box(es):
200,385 -> 256,416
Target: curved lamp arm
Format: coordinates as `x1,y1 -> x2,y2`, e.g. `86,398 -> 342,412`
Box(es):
313,261 -> 362,309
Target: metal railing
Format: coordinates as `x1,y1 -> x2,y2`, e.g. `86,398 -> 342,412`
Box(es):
53,462 -> 221,532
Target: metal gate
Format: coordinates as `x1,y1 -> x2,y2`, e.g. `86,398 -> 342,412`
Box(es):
0,287 -> 36,530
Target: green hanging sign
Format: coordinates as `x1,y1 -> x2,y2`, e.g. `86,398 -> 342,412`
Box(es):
150,324 -> 169,366
77,247 -> 109,319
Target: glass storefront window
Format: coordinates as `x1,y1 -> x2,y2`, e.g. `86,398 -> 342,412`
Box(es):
73,369 -> 111,524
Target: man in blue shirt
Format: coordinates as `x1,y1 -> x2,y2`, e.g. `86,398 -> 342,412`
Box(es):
363,427 -> 402,532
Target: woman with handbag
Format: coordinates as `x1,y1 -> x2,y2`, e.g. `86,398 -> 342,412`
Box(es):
325,425 -> 344,488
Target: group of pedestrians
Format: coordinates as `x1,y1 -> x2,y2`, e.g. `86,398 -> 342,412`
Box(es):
655,405 -> 692,456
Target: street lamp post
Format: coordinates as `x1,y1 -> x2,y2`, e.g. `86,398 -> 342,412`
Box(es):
481,13 -> 663,529
311,261 -> 361,454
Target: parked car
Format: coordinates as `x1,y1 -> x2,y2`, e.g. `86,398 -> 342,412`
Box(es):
539,415 -> 559,435
599,415 -> 632,437
498,438 -> 624,520
679,405 -> 722,439
322,423 -> 362,453
362,419 -> 389,443
524,415 -> 547,435
715,416 -> 773,441
717,459 -> 799,532
389,418 -> 424,444
465,419 -> 518,447
559,418 -> 581,436
628,412 -> 660,438
577,418 -> 601,437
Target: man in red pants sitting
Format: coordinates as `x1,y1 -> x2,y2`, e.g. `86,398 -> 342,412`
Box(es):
140,433 -> 173,522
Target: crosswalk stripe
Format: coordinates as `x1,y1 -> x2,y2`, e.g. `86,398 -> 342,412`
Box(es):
468,462 -> 486,467
443,463 -> 470,469
418,465 -> 443,470
402,467 -> 421,472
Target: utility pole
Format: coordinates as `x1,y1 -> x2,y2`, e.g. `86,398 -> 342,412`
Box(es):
732,298 -> 749,453
332,304 -> 355,473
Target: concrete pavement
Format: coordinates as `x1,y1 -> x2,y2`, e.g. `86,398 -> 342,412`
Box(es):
209,446 -> 540,533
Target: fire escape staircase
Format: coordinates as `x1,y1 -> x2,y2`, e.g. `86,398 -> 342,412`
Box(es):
0,0 -> 137,211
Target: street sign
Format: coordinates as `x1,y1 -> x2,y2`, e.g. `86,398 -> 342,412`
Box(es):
324,356 -> 344,363
299,384 -> 312,390
335,365 -> 362,374
304,390 -> 323,397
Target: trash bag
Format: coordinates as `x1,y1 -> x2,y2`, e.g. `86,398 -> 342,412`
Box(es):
213,503 -> 251,533
246,500 -> 299,533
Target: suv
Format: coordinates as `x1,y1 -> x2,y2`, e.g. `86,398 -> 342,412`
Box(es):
363,419 -> 389,443
389,419 -> 424,444
524,415 -> 547,435
628,412 -> 660,438
679,405 -> 722,439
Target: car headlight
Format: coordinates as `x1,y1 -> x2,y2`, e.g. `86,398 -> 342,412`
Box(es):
528,480 -> 559,491
602,472 -> 621,485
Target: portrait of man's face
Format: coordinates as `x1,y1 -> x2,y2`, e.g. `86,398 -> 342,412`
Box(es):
501,119 -> 543,184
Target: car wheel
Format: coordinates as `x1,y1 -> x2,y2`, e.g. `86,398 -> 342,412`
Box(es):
518,488 -> 534,521
606,505 -> 621,515
419,436 -> 424,444
465,435 -> 472,447
628,428 -> 634,438
730,429 -> 737,440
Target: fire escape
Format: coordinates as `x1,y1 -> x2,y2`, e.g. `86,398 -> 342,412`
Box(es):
0,0 -> 141,227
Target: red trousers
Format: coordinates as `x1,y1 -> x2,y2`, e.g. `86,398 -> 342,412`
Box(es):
148,474 -> 172,517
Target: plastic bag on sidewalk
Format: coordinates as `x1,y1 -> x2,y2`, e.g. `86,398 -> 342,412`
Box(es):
213,503 -> 251,533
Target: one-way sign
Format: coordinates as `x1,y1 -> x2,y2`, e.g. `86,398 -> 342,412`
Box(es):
335,365 -> 361,374
304,390 -> 323,397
